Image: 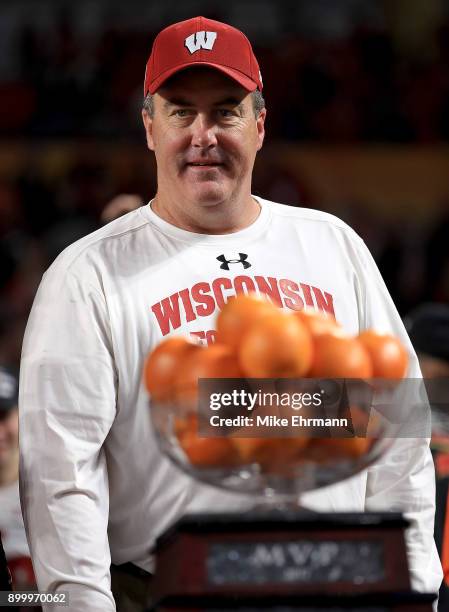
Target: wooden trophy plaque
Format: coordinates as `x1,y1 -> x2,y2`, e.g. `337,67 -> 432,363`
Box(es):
147,511 -> 436,611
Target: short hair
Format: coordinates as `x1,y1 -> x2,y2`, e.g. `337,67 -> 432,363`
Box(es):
142,93 -> 154,117
142,89 -> 265,118
251,89 -> 265,117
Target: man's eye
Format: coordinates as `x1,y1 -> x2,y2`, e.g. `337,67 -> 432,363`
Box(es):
174,109 -> 189,117
218,109 -> 234,117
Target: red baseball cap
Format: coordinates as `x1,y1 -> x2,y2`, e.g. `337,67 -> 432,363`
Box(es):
144,16 -> 263,96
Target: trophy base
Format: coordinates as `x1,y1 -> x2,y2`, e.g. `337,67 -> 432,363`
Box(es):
149,511 -> 436,612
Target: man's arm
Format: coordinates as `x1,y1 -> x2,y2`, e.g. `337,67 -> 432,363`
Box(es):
19,263 -> 117,611
350,233 -> 443,594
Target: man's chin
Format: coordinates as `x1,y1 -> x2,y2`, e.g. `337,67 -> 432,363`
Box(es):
185,184 -> 229,207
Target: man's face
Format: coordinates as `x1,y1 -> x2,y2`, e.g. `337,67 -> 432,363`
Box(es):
142,68 -> 266,214
0,408 -> 18,468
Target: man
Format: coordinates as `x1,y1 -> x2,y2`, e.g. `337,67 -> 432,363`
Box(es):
19,16 -> 442,611
0,366 -> 35,591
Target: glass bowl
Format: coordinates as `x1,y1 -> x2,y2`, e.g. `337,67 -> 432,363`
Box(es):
149,378 -> 404,507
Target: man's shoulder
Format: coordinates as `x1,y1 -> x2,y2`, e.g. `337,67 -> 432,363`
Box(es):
47,207 -> 150,277
261,198 -> 360,239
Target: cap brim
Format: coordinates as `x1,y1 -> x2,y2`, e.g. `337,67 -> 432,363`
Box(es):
147,62 -> 258,94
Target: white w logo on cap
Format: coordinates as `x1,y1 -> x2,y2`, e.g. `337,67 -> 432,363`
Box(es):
185,31 -> 217,54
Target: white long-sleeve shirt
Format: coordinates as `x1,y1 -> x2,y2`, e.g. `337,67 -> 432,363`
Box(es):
19,197 -> 442,610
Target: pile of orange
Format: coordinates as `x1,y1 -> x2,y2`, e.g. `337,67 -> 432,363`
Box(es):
143,294 -> 409,470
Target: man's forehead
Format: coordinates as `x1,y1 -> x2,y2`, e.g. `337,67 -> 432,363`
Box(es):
156,67 -> 249,101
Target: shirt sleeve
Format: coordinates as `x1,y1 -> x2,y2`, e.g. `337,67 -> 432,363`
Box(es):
19,262 -> 117,611
350,234 -> 443,595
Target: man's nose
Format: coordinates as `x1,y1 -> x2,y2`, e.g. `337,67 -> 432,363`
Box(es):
190,115 -> 218,148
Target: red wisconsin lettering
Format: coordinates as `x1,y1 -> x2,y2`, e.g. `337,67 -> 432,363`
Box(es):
151,294 -> 182,335
234,275 -> 256,294
205,330 -> 217,345
179,288 -> 196,322
190,331 -> 206,343
300,283 -> 315,308
190,330 -> 216,346
311,286 -> 335,316
254,276 -> 283,306
212,277 -> 233,309
191,282 -> 215,317
279,279 -> 304,310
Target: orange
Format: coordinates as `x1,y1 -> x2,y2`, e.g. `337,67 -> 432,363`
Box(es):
174,412 -> 198,438
305,437 -> 371,462
144,336 -> 201,403
358,330 -> 408,379
216,293 -> 277,350
294,309 -> 344,337
181,434 -> 235,468
231,436 -> 275,465
308,333 -> 373,378
231,435 -> 308,469
177,414 -> 235,468
239,311 -> 313,377
174,343 -> 243,409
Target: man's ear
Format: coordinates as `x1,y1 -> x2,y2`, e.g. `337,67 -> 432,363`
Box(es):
256,108 -> 266,151
142,109 -> 155,151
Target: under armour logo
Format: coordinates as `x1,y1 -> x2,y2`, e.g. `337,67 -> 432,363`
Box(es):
217,253 -> 251,271
185,31 -> 217,54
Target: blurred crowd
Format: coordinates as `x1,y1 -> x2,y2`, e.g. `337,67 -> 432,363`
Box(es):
1,0 -> 449,142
